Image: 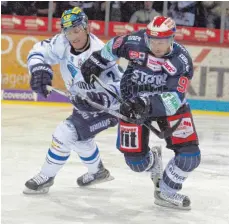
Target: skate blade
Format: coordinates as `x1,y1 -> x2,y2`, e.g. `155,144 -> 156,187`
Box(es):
79,175 -> 115,187
23,186 -> 50,195
154,198 -> 191,210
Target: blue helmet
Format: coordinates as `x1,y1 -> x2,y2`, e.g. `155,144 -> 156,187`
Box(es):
61,7 -> 88,31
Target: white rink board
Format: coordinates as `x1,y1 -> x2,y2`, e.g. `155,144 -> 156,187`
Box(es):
2,104 -> 229,224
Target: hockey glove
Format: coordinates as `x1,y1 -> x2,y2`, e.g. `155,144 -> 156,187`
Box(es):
30,63 -> 53,98
71,92 -> 111,112
81,51 -> 108,84
120,96 -> 151,118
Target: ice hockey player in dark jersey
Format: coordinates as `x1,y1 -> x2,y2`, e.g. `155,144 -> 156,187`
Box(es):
80,16 -> 201,210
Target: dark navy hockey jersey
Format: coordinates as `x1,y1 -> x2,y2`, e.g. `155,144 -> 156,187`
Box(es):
100,30 -> 194,117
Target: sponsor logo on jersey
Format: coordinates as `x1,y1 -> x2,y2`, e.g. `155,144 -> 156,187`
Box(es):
179,54 -> 188,64
119,121 -> 143,153
127,36 -> 141,41
132,69 -> 168,87
67,63 -> 78,78
113,36 -> 124,49
129,51 -> 145,60
147,55 -> 164,72
162,60 -> 177,75
170,117 -> 194,138
120,126 -> 138,148
178,54 -> 190,72
76,81 -> 96,90
161,92 -> 180,115
90,119 -> 111,132
147,56 -> 177,75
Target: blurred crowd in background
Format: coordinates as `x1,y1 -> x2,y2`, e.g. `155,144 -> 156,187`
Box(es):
1,1 -> 229,29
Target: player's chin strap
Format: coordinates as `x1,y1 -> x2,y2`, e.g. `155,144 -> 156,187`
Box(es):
46,84 -> 181,139
91,74 -> 182,139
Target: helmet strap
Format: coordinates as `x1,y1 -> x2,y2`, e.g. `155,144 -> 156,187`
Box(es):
167,35 -> 175,55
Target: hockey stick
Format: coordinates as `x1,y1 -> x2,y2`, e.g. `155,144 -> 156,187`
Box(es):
46,85 -> 169,138
92,74 -> 182,139
46,85 -> 181,139
46,85 -> 147,125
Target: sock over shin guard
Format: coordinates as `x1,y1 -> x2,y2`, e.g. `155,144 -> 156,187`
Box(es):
161,151 -> 201,193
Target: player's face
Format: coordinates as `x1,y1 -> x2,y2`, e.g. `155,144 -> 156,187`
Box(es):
64,25 -> 88,49
149,38 -> 172,58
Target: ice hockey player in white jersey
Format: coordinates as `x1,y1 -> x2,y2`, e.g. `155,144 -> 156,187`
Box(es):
23,7 -> 122,194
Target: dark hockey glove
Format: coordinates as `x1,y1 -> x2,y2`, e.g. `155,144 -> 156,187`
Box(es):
120,96 -> 151,118
81,51 -> 108,84
71,91 -> 111,112
30,63 -> 53,98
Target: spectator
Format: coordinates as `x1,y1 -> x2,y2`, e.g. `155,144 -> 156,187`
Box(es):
1,1 -> 12,14
168,1 -> 197,27
202,2 -> 222,29
120,2 -> 142,22
68,1 -> 81,8
194,2 -> 207,27
55,1 -> 103,20
6,1 -> 36,16
94,1 -> 106,21
129,1 -> 160,24
152,1 -> 164,14
80,1 -> 95,20
55,1 -> 80,18
110,1 -> 122,21
34,1 -> 56,17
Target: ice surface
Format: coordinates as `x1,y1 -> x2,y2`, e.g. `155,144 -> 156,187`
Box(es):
2,104 -> 229,224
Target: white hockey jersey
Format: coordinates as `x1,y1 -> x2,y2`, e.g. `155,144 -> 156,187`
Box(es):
27,33 -> 123,110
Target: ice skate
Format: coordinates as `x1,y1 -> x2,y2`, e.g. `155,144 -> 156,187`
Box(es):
154,190 -> 191,210
149,146 -> 163,192
77,162 -> 114,186
23,172 -> 54,194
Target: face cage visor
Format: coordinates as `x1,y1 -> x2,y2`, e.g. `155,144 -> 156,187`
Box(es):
62,24 -> 87,41
144,33 -> 174,52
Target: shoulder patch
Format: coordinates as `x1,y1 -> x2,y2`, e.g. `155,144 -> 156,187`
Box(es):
113,36 -> 125,49
127,36 -> 141,41
178,54 -> 190,72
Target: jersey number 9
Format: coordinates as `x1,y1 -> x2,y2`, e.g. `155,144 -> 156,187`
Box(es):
177,76 -> 189,93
